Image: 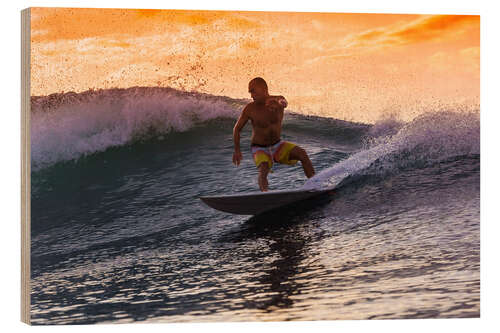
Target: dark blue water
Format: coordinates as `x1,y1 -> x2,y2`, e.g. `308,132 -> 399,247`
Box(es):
29,88 -> 480,324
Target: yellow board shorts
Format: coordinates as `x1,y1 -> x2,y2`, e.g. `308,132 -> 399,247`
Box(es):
251,140 -> 298,171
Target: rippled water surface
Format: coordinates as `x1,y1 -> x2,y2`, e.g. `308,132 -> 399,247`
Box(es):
30,110 -> 480,324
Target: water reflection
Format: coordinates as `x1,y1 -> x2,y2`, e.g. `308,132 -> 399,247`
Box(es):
30,151 -> 480,324
226,196 -> 333,314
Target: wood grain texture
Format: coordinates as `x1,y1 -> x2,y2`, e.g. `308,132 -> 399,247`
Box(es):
21,7 -> 31,325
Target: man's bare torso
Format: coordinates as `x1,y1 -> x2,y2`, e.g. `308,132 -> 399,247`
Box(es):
246,101 -> 284,146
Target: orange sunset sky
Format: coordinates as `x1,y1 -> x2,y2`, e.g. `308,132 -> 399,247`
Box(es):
30,8 -> 480,123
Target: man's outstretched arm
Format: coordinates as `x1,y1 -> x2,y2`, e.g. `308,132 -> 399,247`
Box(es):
266,95 -> 288,111
232,105 -> 250,166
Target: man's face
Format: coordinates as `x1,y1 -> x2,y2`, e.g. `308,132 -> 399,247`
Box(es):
248,83 -> 267,104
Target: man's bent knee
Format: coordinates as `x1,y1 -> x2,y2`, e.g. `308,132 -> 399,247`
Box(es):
257,162 -> 270,191
290,146 -> 308,162
259,162 -> 270,170
258,162 -> 270,174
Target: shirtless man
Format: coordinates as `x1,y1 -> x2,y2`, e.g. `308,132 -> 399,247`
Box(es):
232,77 -> 315,192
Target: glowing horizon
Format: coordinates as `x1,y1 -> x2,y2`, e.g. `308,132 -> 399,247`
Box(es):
30,8 -> 479,123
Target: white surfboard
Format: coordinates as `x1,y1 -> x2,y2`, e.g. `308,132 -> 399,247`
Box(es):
200,187 -> 333,215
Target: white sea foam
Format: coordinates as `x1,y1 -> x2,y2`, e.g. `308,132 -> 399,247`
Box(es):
31,87 -> 245,170
302,110 -> 480,190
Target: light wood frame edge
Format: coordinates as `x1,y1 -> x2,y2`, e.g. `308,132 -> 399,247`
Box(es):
21,7 -> 31,325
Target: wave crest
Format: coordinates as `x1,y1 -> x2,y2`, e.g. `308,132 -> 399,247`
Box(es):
31,87 -> 246,170
303,110 -> 480,189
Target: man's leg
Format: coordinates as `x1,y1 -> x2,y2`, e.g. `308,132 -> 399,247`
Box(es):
289,146 -> 315,178
258,162 -> 270,192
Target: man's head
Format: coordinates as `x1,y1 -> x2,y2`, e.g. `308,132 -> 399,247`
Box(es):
248,77 -> 269,104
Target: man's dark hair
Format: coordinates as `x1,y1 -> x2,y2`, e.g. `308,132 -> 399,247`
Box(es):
250,77 -> 268,90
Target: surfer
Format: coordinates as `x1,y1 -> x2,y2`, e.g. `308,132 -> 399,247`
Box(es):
232,77 -> 315,192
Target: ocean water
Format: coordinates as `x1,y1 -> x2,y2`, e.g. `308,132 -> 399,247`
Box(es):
30,87 -> 480,324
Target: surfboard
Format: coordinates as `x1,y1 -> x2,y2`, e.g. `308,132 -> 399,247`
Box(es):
199,187 -> 333,215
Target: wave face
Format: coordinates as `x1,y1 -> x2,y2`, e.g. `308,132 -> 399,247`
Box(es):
29,87 -> 479,324
31,87 -> 246,170
303,110 -> 479,189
